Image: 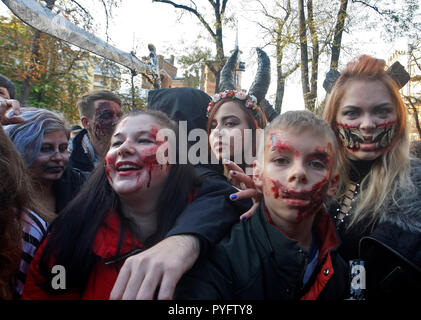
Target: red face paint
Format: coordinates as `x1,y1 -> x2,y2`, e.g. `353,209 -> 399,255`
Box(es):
336,122 -> 359,129
267,142 -> 333,222
376,120 -> 396,128
263,130 -> 335,222
270,132 -> 300,158
270,177 -> 329,221
93,101 -> 122,140
105,122 -> 168,192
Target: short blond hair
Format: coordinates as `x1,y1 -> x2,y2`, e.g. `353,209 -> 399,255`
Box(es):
259,110 -> 338,172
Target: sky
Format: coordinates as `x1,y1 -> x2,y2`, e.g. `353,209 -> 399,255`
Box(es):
107,0 -> 411,112
0,0 -> 415,112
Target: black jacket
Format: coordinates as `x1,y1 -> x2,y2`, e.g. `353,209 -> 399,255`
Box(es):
148,87 -> 210,133
148,87 -> 252,252
69,129 -> 95,173
53,165 -> 87,213
359,222 -> 421,300
330,159 -> 421,299
175,202 -> 348,300
167,165 -> 252,254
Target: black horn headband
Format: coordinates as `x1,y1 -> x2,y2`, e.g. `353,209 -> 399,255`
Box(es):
323,61 -> 410,93
208,48 -> 271,128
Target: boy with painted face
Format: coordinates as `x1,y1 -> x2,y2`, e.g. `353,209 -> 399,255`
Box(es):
175,111 -> 348,300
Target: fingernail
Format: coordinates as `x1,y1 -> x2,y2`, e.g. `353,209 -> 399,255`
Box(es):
241,216 -> 247,221
231,170 -> 236,175
230,194 -> 237,200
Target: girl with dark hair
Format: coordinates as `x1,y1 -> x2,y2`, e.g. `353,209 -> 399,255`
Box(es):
0,127 -> 51,299
206,48 -> 270,219
21,110 -> 202,299
207,48 -> 269,177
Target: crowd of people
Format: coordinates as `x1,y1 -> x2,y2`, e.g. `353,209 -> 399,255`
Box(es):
0,51 -> 420,301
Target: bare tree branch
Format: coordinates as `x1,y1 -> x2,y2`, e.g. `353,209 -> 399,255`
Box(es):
153,0 -> 217,39
68,0 -> 92,18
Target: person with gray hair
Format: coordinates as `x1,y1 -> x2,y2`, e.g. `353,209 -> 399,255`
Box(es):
3,107 -> 86,215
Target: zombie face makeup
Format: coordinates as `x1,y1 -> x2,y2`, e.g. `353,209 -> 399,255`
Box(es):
92,100 -> 122,141
337,121 -> 396,151
29,130 -> 69,184
336,79 -> 397,161
209,101 -> 251,162
105,114 -> 170,198
255,129 -> 337,226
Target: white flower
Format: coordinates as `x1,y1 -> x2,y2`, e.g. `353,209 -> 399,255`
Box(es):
234,90 -> 247,100
212,94 -> 222,103
245,100 -> 254,108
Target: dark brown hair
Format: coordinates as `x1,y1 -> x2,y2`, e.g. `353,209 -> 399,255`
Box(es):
0,128 -> 25,299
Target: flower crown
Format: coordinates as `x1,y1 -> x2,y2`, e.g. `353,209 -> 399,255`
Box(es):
207,89 -> 266,128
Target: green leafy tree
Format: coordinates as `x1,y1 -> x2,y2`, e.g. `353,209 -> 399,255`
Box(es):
0,0 -> 123,123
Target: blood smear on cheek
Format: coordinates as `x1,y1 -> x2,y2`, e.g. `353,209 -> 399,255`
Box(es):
270,177 -> 329,221
140,145 -> 159,188
104,155 -> 116,181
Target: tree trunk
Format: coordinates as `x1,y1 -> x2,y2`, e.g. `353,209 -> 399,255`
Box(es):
307,0 -> 319,112
275,35 -> 285,113
298,0 -> 311,111
19,30 -> 42,105
214,24 -> 225,92
406,97 -> 421,139
330,0 -> 348,70
275,74 -> 286,114
413,107 -> 421,139
19,0 -> 56,106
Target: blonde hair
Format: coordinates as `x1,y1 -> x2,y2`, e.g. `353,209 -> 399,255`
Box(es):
323,55 -> 413,230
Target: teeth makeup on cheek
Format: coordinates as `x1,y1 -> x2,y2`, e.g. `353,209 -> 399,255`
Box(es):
372,121 -> 396,148
337,124 -> 363,151
337,121 -> 396,151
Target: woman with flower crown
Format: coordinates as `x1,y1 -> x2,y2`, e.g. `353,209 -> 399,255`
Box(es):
206,48 -> 273,217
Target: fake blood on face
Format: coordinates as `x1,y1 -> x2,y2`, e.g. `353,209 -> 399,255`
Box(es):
266,134 -> 333,222
93,101 -> 122,139
105,130 -> 164,190
270,177 -> 328,222
271,133 -> 299,157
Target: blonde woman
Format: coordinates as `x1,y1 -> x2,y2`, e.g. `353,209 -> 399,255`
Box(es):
323,55 -> 421,299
